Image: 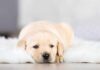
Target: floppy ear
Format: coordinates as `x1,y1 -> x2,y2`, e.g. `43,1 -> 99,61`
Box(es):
17,39 -> 26,50
56,42 -> 64,63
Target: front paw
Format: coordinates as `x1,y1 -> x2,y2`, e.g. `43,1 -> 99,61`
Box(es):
56,55 -> 64,63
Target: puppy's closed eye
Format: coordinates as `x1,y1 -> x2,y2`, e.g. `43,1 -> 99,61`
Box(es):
50,44 -> 54,48
33,45 -> 39,49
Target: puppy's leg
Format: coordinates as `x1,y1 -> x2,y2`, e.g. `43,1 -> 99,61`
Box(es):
56,55 -> 64,63
55,42 -> 64,63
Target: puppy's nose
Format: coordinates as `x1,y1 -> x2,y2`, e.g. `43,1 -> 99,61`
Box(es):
42,52 -> 50,60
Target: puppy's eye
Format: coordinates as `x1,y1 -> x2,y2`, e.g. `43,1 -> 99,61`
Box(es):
33,45 -> 39,49
50,44 -> 54,48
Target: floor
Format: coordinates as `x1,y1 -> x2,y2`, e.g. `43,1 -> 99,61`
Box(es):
0,63 -> 100,70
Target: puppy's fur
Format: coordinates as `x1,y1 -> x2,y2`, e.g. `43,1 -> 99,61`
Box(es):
17,21 -> 74,63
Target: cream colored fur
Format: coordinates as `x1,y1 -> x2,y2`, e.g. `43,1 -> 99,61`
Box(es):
17,21 -> 74,63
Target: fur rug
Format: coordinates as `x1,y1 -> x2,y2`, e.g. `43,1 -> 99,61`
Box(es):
0,37 -> 34,63
0,37 -> 100,63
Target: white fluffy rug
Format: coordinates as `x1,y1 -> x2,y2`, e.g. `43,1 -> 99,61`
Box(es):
64,38 -> 100,63
0,37 -> 34,63
0,37 -> 100,63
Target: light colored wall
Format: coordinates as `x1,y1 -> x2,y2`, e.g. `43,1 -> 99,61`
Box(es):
18,0 -> 100,40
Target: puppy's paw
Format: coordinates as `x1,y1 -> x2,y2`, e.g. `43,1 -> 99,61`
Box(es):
59,56 -> 64,63
56,55 -> 64,63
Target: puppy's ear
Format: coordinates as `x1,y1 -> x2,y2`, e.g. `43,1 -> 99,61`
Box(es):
56,42 -> 64,63
17,39 -> 26,49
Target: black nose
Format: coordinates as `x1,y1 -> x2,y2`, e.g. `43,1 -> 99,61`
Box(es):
42,52 -> 50,60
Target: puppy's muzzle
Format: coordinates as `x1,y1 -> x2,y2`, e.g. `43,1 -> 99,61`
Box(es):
42,52 -> 50,62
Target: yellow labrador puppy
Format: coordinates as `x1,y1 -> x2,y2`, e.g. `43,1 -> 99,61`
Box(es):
17,21 -> 74,63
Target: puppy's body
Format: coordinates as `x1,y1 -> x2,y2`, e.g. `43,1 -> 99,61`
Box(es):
18,21 -> 74,63
19,21 -> 73,49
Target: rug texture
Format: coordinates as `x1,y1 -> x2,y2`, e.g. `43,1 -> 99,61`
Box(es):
0,37 -> 100,63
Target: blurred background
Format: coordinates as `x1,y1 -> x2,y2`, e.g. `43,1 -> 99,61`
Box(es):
0,0 -> 100,40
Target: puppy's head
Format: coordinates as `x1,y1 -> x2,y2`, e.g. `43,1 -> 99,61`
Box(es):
17,32 -> 64,63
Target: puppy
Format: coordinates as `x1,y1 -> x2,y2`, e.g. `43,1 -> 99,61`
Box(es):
17,21 -> 74,63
